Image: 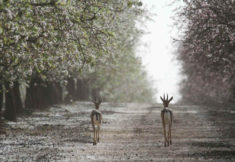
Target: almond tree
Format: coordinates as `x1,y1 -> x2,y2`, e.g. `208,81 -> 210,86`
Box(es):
177,0 -> 235,104
0,0 -> 154,121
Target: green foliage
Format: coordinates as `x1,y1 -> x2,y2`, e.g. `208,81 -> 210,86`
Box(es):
0,0 -> 155,102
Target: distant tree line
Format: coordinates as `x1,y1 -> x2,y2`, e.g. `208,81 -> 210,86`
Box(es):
0,0 -> 155,121
176,0 -> 235,104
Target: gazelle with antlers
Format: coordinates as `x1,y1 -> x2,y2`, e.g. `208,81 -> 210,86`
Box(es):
90,96 -> 103,145
160,94 -> 173,147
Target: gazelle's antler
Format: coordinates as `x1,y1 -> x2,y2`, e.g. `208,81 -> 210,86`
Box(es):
160,93 -> 173,103
160,94 -> 165,102
161,93 -> 168,101
97,96 -> 102,105
91,95 -> 102,105
169,95 -> 173,102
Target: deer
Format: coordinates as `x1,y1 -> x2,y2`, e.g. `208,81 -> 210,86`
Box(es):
90,96 -> 103,145
160,94 -> 173,147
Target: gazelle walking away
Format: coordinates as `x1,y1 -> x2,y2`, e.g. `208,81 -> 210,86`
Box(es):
90,96 -> 103,145
160,94 -> 173,147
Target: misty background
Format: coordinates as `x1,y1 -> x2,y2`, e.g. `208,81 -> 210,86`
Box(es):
137,0 -> 183,103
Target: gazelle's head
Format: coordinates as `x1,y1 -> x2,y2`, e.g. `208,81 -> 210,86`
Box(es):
91,96 -> 102,109
160,94 -> 173,108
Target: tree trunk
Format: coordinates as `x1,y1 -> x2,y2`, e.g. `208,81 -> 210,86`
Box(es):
0,86 -> 2,119
67,78 -> 76,100
76,79 -> 90,100
4,87 -> 17,121
14,82 -> 23,113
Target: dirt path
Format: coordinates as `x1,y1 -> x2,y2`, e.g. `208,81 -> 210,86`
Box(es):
0,102 -> 235,161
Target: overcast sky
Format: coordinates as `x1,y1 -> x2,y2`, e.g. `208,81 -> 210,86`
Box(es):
136,0 -> 183,103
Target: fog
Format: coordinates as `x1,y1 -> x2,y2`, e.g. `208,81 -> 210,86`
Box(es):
137,0 -> 183,103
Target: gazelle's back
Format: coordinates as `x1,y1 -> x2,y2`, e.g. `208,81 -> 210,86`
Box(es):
91,109 -> 102,126
161,108 -> 173,125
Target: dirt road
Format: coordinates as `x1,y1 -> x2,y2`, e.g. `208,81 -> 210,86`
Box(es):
0,102 -> 235,161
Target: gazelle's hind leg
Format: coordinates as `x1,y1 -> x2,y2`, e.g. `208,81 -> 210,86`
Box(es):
169,124 -> 172,145
97,126 -> 100,142
93,128 -> 97,145
96,128 -> 98,143
166,127 -> 169,146
96,129 -> 98,144
163,125 -> 167,147
167,125 -> 171,146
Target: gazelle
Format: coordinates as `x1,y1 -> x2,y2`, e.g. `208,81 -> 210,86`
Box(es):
160,94 -> 173,147
90,96 -> 102,145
